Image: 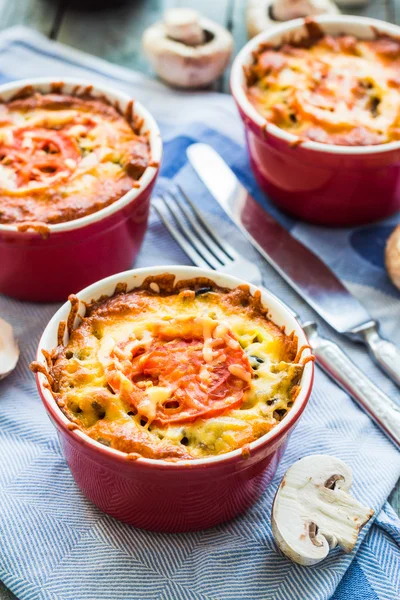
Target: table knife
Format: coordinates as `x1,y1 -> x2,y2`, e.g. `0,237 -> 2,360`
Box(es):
187,143 -> 400,389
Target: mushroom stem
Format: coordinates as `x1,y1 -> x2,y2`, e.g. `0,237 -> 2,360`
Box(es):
164,8 -> 206,46
309,522 -> 323,547
324,473 -> 344,489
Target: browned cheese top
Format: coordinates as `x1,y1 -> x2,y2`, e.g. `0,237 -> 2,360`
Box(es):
246,29 -> 400,146
39,276 -> 310,461
0,92 -> 150,225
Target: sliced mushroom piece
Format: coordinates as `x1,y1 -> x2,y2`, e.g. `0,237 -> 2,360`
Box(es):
246,0 -> 339,39
385,224 -> 400,291
0,317 -> 19,381
272,455 -> 374,566
142,9 -> 233,89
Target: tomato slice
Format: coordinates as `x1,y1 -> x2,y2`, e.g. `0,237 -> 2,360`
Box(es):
106,328 -> 252,426
13,128 -> 80,161
0,127 -> 80,189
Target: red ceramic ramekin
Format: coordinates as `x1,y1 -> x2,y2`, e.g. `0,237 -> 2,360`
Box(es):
34,265 -> 314,532
0,78 -> 162,302
231,16 -> 400,227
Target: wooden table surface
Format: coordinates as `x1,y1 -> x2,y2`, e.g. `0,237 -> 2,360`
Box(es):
0,1 -> 399,597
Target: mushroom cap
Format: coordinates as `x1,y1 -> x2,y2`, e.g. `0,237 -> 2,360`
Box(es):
246,0 -> 339,39
0,317 -> 19,381
272,454 -> 374,566
142,16 -> 233,89
385,224 -> 400,291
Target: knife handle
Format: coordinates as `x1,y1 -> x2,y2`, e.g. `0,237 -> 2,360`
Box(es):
303,321 -> 400,450
356,325 -> 400,389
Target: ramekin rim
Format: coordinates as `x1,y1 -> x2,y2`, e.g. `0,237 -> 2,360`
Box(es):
35,265 -> 314,470
230,14 -> 400,156
0,77 -> 162,234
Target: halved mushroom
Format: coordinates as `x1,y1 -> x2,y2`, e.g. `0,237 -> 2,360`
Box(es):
246,0 -> 339,39
272,455 -> 374,566
0,317 -> 19,381
142,8 -> 233,89
385,224 -> 400,291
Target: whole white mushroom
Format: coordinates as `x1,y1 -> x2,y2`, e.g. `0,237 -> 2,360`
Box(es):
246,0 -> 339,39
142,8 -> 233,89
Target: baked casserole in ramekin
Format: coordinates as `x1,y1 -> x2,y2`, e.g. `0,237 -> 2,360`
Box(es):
231,16 -> 400,226
0,78 -> 162,301
32,266 -> 314,532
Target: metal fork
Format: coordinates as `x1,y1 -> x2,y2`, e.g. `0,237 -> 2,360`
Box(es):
153,185 -> 267,294
152,185 -> 400,450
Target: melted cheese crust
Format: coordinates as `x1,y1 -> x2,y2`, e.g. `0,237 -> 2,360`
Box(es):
0,93 -> 150,224
246,34 -> 400,145
49,279 -> 304,460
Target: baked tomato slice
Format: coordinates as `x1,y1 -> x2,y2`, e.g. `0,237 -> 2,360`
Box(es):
109,332 -> 252,426
13,128 -> 80,160
8,127 -> 80,186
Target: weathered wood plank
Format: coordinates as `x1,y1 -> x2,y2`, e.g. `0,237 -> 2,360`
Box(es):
57,0 -> 231,74
0,582 -> 16,600
231,0 -> 249,67
0,0 -> 59,36
57,0 -> 233,87
348,0 -> 389,21
58,0 -> 173,74
392,0 -> 399,22
175,0 -> 231,26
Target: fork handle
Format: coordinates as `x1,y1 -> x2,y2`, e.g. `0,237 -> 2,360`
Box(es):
303,321 -> 400,450
356,325 -> 400,389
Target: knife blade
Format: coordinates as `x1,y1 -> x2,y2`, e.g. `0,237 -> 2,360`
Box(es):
187,143 -> 400,388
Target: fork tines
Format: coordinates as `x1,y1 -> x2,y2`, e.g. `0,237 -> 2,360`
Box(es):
152,185 -> 237,270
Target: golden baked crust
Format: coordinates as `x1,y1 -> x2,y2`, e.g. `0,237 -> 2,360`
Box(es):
246,24 -> 400,146
0,91 -> 150,224
32,275 -> 311,461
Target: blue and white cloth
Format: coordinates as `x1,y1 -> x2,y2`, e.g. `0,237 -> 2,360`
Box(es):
0,26 -> 399,600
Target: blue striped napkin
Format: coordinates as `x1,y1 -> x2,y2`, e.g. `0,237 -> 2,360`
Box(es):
0,26 -> 399,600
